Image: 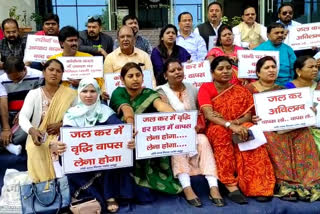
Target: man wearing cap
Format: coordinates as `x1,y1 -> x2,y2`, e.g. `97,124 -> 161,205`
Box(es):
79,16 -> 113,58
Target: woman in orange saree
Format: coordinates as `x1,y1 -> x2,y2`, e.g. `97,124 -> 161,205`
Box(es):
198,56 -> 275,204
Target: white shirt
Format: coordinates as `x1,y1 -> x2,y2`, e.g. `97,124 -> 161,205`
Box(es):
176,32 -> 207,61
194,22 -> 222,36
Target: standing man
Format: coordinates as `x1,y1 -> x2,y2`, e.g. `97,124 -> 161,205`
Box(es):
194,2 -> 223,50
114,15 -> 152,54
176,12 -> 207,61
35,13 -> 60,36
79,16 -> 113,57
276,3 -> 301,30
232,6 -> 267,49
255,23 -> 296,86
0,19 -> 27,69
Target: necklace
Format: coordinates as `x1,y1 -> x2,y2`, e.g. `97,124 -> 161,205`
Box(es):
221,45 -> 234,54
295,79 -> 313,88
42,86 -> 57,99
214,81 -> 231,92
258,80 -> 274,91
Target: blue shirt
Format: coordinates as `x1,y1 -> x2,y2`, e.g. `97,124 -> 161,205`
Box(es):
255,40 -> 296,85
176,32 -> 207,61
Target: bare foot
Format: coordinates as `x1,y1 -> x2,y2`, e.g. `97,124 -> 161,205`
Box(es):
183,186 -> 198,200
210,186 -> 222,199
225,185 -> 239,193
106,198 -> 119,213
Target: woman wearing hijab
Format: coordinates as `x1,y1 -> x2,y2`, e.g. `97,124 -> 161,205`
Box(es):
57,78 -> 134,213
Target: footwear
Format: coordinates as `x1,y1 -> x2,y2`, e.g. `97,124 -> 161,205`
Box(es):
228,190 -> 248,204
209,195 -> 225,207
106,199 -> 119,213
186,197 -> 202,207
280,192 -> 297,202
255,196 -> 272,202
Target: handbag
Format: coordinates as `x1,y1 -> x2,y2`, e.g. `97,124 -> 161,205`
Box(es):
70,198 -> 101,214
20,176 -> 71,214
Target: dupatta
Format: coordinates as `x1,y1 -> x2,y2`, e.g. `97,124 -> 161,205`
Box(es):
26,86 -> 77,183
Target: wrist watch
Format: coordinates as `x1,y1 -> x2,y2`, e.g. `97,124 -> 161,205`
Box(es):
224,121 -> 231,128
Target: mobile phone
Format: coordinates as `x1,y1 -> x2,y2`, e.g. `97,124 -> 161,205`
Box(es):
232,130 -> 255,144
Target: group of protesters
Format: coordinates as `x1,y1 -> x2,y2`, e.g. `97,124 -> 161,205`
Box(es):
1,1 -> 320,213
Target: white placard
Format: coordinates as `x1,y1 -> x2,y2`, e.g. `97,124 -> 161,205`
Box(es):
183,61 -> 212,88
135,111 -> 197,159
237,50 -> 279,79
23,35 -> 62,62
288,22 -> 320,50
237,125 -> 267,151
254,87 -> 316,131
61,124 -> 133,174
313,90 -> 320,127
59,56 -> 103,80
104,70 -> 153,96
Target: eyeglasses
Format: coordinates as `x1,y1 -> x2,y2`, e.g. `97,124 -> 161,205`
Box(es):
281,11 -> 293,16
87,15 -> 101,21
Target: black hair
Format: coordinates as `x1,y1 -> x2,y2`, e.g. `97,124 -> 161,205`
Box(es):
242,5 -> 256,15
294,55 -> 315,73
122,15 -> 139,25
43,59 -> 64,73
157,24 -> 179,59
87,16 -> 102,26
210,56 -> 232,73
207,2 -> 222,11
120,62 -> 143,79
58,26 -> 79,42
267,22 -> 284,34
178,12 -> 193,22
3,56 -> 25,74
216,24 -> 233,46
256,56 -> 277,77
2,18 -> 19,30
43,13 -> 59,25
163,58 -> 182,74
278,3 -> 294,14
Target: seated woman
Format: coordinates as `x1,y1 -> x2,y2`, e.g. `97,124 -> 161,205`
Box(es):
151,24 -> 191,86
156,58 -> 223,207
19,59 -> 77,183
56,78 -> 134,213
109,62 -> 183,195
255,55 -> 320,202
206,25 -> 247,85
198,56 -> 275,204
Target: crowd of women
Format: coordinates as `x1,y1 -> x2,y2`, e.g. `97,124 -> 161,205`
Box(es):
14,20 -> 320,213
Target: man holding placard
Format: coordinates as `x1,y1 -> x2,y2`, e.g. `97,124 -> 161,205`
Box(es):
255,23 -> 296,86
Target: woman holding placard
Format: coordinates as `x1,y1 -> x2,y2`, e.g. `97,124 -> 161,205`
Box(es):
156,58 -> 223,207
19,59 -> 77,183
246,56 -> 320,202
206,25 -> 245,85
109,62 -> 183,195
56,78 -> 135,213
151,24 -> 191,86
198,56 -> 275,204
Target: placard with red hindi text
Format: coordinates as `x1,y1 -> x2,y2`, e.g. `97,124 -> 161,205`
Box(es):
288,22 -> 320,50
183,61 -> 212,89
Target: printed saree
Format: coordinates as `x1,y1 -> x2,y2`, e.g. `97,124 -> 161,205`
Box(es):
110,87 -> 182,194
26,86 -> 77,183
247,82 -> 320,201
198,82 -> 275,197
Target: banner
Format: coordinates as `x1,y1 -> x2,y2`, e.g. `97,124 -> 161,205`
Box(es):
288,22 -> 320,50
237,50 -> 279,79
104,70 -> 153,96
183,61 -> 212,88
135,111 -> 197,159
254,87 -> 316,131
59,56 -> 104,80
23,35 -> 62,62
61,124 -> 133,174
313,90 -> 320,127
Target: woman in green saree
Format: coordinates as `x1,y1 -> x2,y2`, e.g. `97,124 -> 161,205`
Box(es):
110,62 -> 182,195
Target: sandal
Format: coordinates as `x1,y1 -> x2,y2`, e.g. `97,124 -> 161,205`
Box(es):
106,198 -> 119,213
281,191 -> 297,202
311,185 -> 320,202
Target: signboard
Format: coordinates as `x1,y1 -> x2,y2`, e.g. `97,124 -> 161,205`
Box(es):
183,61 -> 212,88
254,87 -> 316,131
288,22 -> 320,50
61,124 -> 133,174
135,111 -> 197,159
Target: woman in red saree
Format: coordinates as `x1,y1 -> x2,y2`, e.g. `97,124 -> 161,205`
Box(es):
198,56 -> 275,204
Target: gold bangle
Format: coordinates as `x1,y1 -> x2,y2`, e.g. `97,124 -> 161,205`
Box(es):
236,119 -> 240,125
2,128 -> 10,131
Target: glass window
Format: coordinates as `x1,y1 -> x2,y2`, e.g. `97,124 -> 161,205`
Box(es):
77,6 -> 106,30
77,0 -> 107,5
173,0 -> 202,27
54,0 -> 76,6
56,7 -> 77,29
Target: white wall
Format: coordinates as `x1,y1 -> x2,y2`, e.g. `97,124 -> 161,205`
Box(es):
0,0 -> 36,30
